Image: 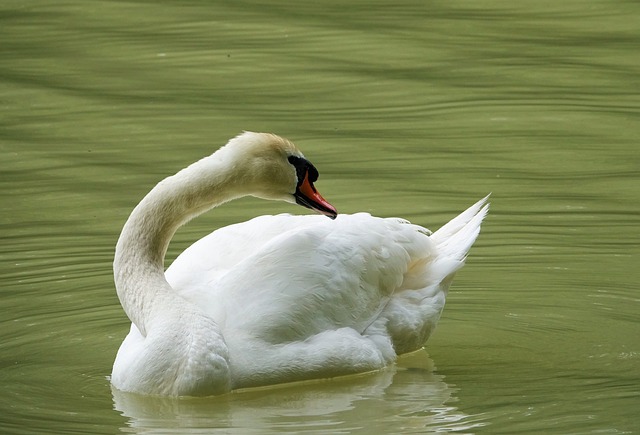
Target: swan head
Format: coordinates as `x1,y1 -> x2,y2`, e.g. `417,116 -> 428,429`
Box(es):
223,132 -> 338,219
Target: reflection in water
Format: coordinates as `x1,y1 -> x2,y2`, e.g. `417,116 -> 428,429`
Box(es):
112,352 -> 485,434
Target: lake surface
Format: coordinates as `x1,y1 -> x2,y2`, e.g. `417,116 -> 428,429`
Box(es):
1,0 -> 639,433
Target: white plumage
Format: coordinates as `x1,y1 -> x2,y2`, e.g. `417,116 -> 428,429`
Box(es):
111,132 -> 488,396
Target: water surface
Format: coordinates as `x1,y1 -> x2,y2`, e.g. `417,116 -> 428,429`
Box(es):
1,0 -> 639,433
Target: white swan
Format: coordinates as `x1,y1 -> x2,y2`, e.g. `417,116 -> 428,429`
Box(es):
111,132 -> 488,396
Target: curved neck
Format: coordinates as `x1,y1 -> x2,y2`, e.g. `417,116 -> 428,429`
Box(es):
113,152 -> 244,336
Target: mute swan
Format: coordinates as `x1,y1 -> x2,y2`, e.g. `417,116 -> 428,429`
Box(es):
111,132 -> 488,396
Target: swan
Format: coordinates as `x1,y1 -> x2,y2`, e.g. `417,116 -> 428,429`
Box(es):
111,132 -> 489,396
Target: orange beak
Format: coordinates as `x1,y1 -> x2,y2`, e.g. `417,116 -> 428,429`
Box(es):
294,172 -> 338,219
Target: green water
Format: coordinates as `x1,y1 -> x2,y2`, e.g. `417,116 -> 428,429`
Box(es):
1,0 -> 639,433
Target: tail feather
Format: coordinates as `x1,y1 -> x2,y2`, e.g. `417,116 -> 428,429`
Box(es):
431,195 -> 490,261
373,196 -> 489,355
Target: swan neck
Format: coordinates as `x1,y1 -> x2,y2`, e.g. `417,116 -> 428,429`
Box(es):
113,155 -> 242,335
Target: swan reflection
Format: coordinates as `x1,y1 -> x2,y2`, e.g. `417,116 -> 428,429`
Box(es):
113,351 -> 484,433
